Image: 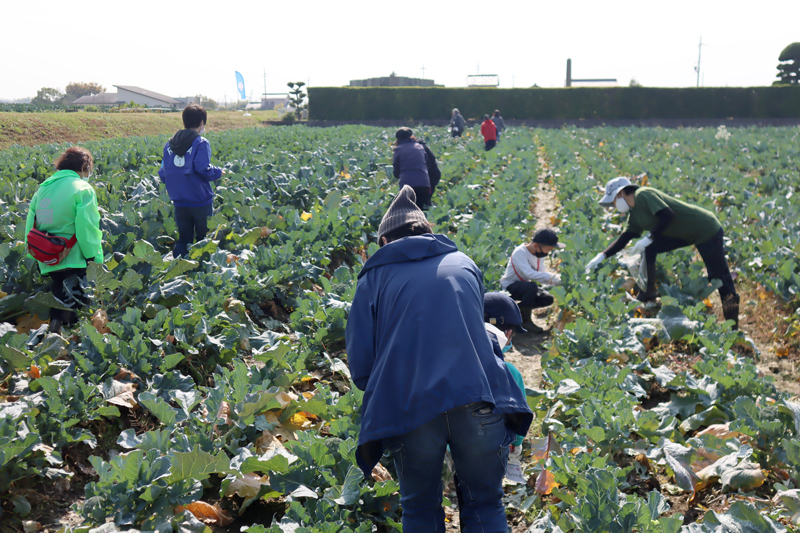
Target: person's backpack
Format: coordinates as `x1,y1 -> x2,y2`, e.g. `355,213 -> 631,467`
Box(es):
27,225 -> 77,265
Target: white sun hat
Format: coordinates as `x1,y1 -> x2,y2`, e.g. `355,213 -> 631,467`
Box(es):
599,176 -> 633,207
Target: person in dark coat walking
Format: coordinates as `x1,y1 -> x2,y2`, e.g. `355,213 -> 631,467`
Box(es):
346,186 -> 532,532
492,110 -> 506,142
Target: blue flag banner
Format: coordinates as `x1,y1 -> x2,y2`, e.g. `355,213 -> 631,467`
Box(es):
235,71 -> 246,100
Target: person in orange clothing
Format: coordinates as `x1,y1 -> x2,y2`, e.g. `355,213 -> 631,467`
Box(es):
481,114 -> 497,151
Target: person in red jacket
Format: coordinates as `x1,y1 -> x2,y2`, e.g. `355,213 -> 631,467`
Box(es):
481,114 -> 497,151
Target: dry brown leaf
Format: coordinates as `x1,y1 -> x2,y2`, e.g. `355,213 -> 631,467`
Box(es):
114,368 -> 142,382
275,391 -> 298,408
255,431 -> 285,455
28,365 -> 41,379
372,463 -> 393,482
16,313 -> 46,334
777,346 -> 790,358
91,309 -> 111,334
0,290 -> 8,299
105,380 -> 138,408
226,254 -> 240,265
175,501 -> 234,526
273,426 -> 297,442
224,473 -> 269,499
216,401 -> 232,426
165,335 -> 176,345
261,227 -> 272,238
534,469 -> 558,495
696,423 -> 740,441
607,353 -> 629,365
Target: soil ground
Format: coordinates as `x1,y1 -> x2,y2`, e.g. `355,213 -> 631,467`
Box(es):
0,110 -> 277,150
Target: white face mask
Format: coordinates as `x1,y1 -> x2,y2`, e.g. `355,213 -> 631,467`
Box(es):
199,127 -> 205,135
615,196 -> 630,213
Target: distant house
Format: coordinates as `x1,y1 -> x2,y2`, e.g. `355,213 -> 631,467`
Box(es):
72,86 -> 195,108
174,96 -> 200,107
114,86 -> 181,107
350,72 -> 440,87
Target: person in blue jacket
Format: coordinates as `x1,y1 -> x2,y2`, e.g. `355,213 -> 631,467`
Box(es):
346,185 -> 533,533
158,104 -> 224,257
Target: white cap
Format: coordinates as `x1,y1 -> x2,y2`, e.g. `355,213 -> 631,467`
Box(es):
599,176 -> 632,207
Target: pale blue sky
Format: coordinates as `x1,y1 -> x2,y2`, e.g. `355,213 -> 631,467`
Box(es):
2,0 -> 798,103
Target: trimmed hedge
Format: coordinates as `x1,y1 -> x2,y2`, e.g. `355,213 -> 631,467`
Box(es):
307,86 -> 800,121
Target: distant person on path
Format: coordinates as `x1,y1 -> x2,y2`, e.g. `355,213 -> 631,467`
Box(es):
499,228 -> 564,333
24,147 -> 103,335
450,108 -> 466,138
481,114 -> 497,151
346,186 -> 532,532
492,110 -> 506,142
392,127 -> 439,209
585,177 -> 740,327
159,104 -> 224,258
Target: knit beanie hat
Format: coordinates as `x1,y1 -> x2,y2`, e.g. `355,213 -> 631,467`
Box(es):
377,185 -> 429,240
396,127 -> 413,140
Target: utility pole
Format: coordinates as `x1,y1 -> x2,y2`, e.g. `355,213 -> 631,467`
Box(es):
566,58 -> 572,87
420,64 -> 426,79
476,62 -> 480,74
694,37 -> 707,87
263,69 -> 267,96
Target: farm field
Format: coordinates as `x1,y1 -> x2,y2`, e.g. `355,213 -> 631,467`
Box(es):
0,124 -> 799,533
0,111 -> 278,151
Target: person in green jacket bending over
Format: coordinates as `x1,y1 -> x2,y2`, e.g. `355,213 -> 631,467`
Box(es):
585,177 -> 740,328
24,147 -> 104,334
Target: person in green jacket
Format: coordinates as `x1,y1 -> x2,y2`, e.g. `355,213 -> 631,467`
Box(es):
24,147 -> 104,334
585,177 -> 739,328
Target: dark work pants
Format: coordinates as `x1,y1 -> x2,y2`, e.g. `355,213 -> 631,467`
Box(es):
174,204 -> 213,257
411,186 -> 432,209
451,130 -> 462,138
484,140 -> 496,151
49,268 -> 89,324
644,228 -> 737,299
506,280 -> 555,309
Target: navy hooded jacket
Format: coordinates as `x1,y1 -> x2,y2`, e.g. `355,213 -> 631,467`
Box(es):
345,234 -> 533,477
158,132 -> 222,207
392,138 -> 430,188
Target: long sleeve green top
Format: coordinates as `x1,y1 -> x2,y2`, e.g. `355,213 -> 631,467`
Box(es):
24,169 -> 104,274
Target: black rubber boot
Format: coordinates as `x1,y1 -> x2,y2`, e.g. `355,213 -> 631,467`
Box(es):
722,294 -> 740,330
49,318 -> 63,335
636,261 -> 659,302
517,306 -> 543,333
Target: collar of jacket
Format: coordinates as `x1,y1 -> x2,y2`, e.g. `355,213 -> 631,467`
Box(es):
43,169 -> 81,185
358,234 -> 458,279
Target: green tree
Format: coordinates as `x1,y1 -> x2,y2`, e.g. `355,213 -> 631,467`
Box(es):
197,95 -> 217,110
775,42 -> 800,85
31,87 -> 65,105
287,82 -> 307,119
65,82 -> 105,98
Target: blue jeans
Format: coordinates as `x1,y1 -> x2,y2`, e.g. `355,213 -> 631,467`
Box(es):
173,204 -> 212,257
384,402 -> 514,533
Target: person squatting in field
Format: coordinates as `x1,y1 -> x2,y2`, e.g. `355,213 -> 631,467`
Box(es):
499,228 -> 564,333
346,185 -> 532,532
392,127 -> 441,209
481,114 -> 497,151
585,176 -> 740,328
24,147 -> 103,335
159,104 -> 225,258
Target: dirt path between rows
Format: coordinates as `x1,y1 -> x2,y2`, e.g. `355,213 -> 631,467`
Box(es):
503,139 -> 556,393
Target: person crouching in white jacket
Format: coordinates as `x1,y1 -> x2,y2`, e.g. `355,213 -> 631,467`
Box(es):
499,228 -> 564,332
